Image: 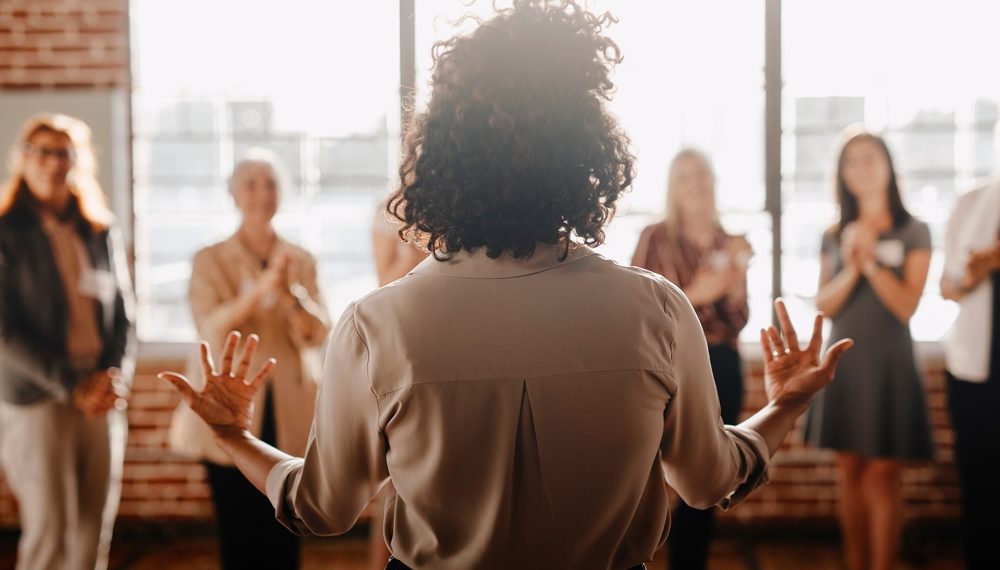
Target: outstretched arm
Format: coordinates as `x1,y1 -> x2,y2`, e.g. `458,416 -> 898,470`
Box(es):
160,332 -> 285,494
741,300 -> 853,455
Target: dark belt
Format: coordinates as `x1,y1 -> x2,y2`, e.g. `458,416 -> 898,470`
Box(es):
387,556 -> 647,569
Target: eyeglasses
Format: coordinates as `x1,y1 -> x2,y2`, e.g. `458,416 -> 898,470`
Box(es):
22,143 -> 76,164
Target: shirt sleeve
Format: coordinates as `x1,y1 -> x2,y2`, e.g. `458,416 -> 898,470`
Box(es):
659,282 -> 770,510
720,272 -> 750,336
188,248 -> 227,341
265,302 -> 389,535
942,193 -> 973,281
98,226 -> 137,384
904,219 -> 932,254
300,252 -> 332,345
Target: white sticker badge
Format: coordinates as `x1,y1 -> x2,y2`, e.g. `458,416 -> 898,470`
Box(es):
875,239 -> 905,268
78,269 -> 117,304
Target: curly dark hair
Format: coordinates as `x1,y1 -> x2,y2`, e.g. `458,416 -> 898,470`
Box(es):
388,0 -> 635,260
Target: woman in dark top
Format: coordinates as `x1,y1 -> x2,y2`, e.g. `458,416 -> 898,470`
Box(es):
0,113 -> 134,570
808,128 -> 933,570
632,148 -> 751,570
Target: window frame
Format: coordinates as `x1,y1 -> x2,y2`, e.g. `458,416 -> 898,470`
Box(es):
130,0 -> 966,360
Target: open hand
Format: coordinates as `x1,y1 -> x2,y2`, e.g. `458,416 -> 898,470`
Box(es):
760,299 -> 854,408
158,331 -> 275,433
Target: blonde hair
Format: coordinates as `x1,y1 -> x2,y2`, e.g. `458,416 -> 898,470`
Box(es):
663,147 -> 720,244
0,113 -> 112,230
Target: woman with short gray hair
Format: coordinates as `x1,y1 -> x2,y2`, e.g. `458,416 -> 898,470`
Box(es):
167,150 -> 331,569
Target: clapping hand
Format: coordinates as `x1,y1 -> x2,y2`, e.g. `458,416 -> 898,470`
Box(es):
159,331 -> 276,433
72,367 -> 128,418
760,299 -> 854,408
841,223 -> 877,271
965,241 -> 1000,286
687,267 -> 737,305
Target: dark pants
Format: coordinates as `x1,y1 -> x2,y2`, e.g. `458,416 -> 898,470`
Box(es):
946,371 -> 1000,570
204,387 -> 301,570
667,344 -> 744,570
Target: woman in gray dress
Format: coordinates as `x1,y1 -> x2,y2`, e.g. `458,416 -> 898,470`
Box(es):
808,128 -> 934,570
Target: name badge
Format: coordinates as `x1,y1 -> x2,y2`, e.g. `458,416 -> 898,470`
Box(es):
78,269 -> 117,304
875,239 -> 905,268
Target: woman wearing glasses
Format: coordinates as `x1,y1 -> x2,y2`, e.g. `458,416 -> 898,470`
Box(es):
0,113 -> 134,570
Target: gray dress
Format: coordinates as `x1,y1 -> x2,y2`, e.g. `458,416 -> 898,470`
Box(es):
804,218 -> 935,461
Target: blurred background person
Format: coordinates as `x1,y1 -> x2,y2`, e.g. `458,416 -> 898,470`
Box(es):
168,150 -> 331,570
0,113 -> 134,570
631,148 -> 751,570
807,128 -> 934,570
940,178 -> 1000,570
373,198 -> 429,286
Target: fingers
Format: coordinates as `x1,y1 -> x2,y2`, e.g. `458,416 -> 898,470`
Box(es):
819,338 -> 854,374
233,334 -> 259,380
765,326 -> 786,356
157,372 -> 198,402
806,313 -> 825,354
199,341 -> 216,382
248,358 -> 277,388
220,331 -> 241,377
774,298 -> 799,352
759,328 -> 775,362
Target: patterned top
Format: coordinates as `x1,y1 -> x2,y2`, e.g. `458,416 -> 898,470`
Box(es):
632,222 -> 749,347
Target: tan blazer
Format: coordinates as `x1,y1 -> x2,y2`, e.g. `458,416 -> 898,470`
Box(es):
168,234 -> 331,464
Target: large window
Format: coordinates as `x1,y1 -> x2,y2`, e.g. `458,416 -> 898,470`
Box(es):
131,1 -> 399,341
780,0 -> 1000,340
131,0 -> 1000,345
416,1 -> 770,341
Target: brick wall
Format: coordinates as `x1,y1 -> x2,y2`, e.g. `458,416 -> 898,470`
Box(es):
724,361 -> 959,523
0,356 -> 961,528
0,0 -> 128,89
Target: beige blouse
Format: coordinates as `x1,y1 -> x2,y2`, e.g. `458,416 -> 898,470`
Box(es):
169,234 -> 331,464
38,211 -> 103,363
266,244 -> 769,569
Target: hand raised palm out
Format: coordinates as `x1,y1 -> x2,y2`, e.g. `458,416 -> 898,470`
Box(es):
760,299 -> 854,408
159,332 -> 276,432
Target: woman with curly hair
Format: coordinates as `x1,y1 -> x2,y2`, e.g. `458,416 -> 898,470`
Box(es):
160,2 -> 851,568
